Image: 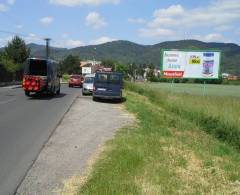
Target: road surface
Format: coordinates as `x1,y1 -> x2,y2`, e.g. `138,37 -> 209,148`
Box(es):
0,85 -> 81,195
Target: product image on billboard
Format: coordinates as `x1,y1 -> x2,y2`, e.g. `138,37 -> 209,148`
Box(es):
162,50 -> 221,79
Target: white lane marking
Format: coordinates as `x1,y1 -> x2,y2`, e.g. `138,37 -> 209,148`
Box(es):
2,85 -> 21,89
0,98 -> 16,105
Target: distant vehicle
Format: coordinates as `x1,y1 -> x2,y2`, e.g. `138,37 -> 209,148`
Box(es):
82,74 -> 95,95
93,72 -> 123,101
22,58 -> 61,97
68,75 -> 83,88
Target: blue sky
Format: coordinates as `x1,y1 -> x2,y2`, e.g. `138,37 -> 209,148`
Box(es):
0,0 -> 239,48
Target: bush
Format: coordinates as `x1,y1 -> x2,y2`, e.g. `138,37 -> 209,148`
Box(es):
62,74 -> 70,81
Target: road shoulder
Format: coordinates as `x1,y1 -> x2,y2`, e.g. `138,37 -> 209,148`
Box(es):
16,96 -> 134,195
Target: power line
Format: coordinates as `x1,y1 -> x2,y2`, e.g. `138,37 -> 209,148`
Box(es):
0,29 -> 61,61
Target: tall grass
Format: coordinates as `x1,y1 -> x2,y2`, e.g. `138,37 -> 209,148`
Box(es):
78,88 -> 240,194
125,82 -> 240,149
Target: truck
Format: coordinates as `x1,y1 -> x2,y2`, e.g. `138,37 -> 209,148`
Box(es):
22,58 -> 61,97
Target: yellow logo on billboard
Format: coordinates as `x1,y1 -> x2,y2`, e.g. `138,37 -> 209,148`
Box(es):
189,55 -> 201,65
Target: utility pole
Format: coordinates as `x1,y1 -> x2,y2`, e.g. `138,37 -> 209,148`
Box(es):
44,38 -> 51,59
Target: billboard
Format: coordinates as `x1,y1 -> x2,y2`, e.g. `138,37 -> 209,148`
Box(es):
162,50 -> 221,79
82,67 -> 92,74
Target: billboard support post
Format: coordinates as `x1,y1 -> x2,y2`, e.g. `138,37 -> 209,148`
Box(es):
170,79 -> 174,93
203,81 -> 206,96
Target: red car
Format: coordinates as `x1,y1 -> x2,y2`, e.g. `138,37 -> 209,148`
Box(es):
69,75 -> 83,88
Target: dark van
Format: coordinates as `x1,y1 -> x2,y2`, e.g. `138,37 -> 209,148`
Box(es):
22,58 -> 61,97
93,72 -> 123,101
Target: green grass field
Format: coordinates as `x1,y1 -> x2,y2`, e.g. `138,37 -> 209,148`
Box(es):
144,82 -> 240,97
77,82 -> 240,195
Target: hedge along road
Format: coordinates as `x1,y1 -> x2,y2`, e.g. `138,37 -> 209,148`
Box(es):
0,84 -> 80,195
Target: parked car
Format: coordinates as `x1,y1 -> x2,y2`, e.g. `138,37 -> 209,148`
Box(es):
92,72 -> 123,101
82,74 -> 95,95
69,74 -> 83,88
22,58 -> 61,97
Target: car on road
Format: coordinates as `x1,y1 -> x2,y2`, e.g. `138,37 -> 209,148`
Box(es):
68,74 -> 83,88
22,58 -> 61,97
82,74 -> 95,95
92,72 -> 123,101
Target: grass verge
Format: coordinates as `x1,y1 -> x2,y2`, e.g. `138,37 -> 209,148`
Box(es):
78,84 -> 240,194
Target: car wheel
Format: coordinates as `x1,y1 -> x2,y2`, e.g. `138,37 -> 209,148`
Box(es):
69,84 -> 71,88
25,91 -> 31,97
93,96 -> 98,101
56,87 -> 60,95
50,87 -> 55,96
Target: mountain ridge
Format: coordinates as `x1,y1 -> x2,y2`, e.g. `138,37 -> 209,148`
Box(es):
17,40 -> 240,75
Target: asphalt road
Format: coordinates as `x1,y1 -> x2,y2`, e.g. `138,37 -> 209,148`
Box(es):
0,84 -> 81,195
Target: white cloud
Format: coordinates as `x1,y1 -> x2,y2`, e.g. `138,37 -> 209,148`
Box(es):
24,33 -> 43,43
89,36 -> 116,45
0,4 -> 8,12
153,4 -> 184,17
153,0 -> 240,27
7,0 -> 15,5
0,0 -> 15,12
192,33 -> 224,42
139,28 -> 174,37
147,17 -> 178,28
49,0 -> 120,6
128,18 -> 146,24
40,16 -> 54,25
86,12 -> 107,29
140,0 -> 240,39
53,39 -> 85,48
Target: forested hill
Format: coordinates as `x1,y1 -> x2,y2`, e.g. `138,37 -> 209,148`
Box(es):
28,40 -> 240,75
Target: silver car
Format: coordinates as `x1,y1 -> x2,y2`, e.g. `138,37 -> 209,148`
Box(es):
82,74 -> 95,95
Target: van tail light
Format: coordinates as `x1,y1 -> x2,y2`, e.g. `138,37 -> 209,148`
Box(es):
93,85 -> 96,91
34,86 -> 39,91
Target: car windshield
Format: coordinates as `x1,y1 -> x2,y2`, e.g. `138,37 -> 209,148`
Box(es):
84,77 -> 94,83
25,59 -> 47,76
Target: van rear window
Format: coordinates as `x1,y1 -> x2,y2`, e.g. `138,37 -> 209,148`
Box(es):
26,59 -> 47,76
109,74 -> 120,84
96,73 -> 108,83
96,73 -> 121,84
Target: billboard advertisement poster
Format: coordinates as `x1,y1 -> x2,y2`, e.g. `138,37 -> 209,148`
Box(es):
82,67 -> 92,74
162,50 -> 221,79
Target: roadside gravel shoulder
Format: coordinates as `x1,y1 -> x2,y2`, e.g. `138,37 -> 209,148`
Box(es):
16,96 -> 134,195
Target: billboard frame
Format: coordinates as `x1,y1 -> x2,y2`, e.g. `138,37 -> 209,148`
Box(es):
160,49 -> 222,80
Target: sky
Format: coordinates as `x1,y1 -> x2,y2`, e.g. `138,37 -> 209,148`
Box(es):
0,0 -> 239,48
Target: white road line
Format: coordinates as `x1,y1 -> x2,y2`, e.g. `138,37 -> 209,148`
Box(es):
0,98 -> 16,105
2,85 -> 21,89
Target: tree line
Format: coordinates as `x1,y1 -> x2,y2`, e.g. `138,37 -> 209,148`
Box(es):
0,36 -> 30,82
0,36 -> 224,84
